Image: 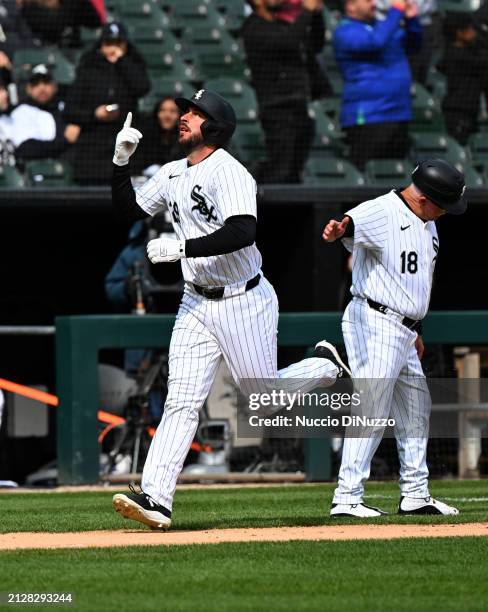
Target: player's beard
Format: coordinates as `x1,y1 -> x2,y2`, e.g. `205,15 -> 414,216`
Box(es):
179,131 -> 205,154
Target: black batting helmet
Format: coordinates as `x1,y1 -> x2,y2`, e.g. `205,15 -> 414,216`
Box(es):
175,89 -> 236,147
412,159 -> 467,215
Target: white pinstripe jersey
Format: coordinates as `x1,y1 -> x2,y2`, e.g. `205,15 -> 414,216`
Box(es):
342,190 -> 439,320
135,148 -> 262,287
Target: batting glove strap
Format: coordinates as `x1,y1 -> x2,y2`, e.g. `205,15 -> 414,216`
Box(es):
147,237 -> 186,263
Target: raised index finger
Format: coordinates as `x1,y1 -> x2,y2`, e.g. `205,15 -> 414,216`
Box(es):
124,112 -> 132,128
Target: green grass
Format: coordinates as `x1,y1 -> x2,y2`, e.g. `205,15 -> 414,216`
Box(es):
0,480 -> 486,533
1,538 -> 488,611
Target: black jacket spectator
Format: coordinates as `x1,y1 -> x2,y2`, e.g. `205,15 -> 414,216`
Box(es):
65,29 -> 150,184
242,6 -> 325,110
241,0 -> 325,183
440,14 -> 488,145
0,0 -> 35,84
21,0 -> 103,47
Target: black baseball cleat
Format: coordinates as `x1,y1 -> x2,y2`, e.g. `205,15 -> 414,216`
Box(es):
398,496 -> 459,516
113,483 -> 172,530
314,341 -> 352,378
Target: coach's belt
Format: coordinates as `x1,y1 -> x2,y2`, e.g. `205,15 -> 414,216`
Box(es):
193,274 -> 261,300
367,299 -> 422,333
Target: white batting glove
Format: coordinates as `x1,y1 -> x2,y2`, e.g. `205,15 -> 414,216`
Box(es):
147,236 -> 186,263
113,112 -> 143,166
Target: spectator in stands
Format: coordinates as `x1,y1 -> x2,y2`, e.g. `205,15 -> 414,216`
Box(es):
275,0 -> 332,100
334,0 -> 421,169
241,0 -> 325,183
0,79 -> 16,166
64,22 -> 150,184
9,64 -> 79,161
20,0 -> 105,48
0,0 -> 36,85
131,96 -> 185,177
376,0 -> 440,84
0,65 -> 78,162
440,13 -> 488,146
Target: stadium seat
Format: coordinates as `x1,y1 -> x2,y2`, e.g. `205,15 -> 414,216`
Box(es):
205,78 -> 258,122
127,24 -> 181,51
410,132 -> 469,165
25,159 -> 73,187
183,25 -> 241,56
438,0 -> 480,12
304,158 -> 365,185
309,101 -> 342,141
112,0 -> 170,27
190,52 -> 248,80
165,1 -> 225,29
365,159 -> 413,186
215,0 -> 246,31
469,133 -> 488,161
454,162 -> 484,187
233,124 -> 267,165
0,165 -> 25,187
144,51 -> 195,80
138,80 -> 194,113
13,48 -> 75,85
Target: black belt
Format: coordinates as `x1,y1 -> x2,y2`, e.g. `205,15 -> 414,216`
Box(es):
367,299 -> 422,333
193,274 -> 261,300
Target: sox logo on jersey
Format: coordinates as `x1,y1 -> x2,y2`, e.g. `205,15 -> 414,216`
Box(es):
134,148 -> 341,511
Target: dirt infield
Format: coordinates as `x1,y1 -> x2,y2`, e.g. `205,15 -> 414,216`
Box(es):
1,523 -> 487,550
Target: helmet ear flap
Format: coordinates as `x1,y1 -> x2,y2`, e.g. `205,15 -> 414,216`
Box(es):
201,119 -> 232,147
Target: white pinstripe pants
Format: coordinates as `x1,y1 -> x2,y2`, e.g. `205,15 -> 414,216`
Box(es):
333,298 -> 431,504
142,276 -> 339,509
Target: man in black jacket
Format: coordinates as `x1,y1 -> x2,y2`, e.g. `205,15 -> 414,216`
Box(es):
241,0 -> 325,183
440,13 -> 488,146
64,22 -> 150,184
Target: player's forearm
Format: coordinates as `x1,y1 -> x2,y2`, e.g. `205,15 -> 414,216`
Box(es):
112,163 -> 149,223
185,215 -> 256,258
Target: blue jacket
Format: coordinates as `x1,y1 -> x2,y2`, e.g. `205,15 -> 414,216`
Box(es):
333,8 -> 421,128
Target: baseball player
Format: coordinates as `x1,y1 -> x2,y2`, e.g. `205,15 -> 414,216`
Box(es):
322,159 -> 467,517
111,89 -> 349,530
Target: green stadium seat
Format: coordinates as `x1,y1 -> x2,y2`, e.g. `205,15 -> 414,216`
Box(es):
0,165 -> 25,187
365,159 -> 413,186
127,24 -> 181,51
304,158 -> 365,186
469,133 -> 488,161
183,26 -> 240,55
410,132 -> 469,165
454,162 -> 484,187
215,0 -> 246,31
233,124 -> 267,165
411,107 -> 445,132
438,0 -> 479,11
25,159 -> 73,187
13,48 -> 75,85
138,79 -> 194,113
205,78 -> 258,122
309,101 -> 343,142
165,1 -> 225,29
144,50 -> 195,80
112,0 -> 170,27
190,52 -> 248,80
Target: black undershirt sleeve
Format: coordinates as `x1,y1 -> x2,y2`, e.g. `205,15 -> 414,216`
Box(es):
112,163 -> 150,223
343,215 -> 355,237
185,215 -> 256,258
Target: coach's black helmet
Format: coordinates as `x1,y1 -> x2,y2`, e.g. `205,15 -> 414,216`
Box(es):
175,89 -> 236,147
412,159 -> 467,215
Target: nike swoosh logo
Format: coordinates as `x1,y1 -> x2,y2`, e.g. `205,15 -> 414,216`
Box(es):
169,174 -> 180,179
401,225 -> 410,231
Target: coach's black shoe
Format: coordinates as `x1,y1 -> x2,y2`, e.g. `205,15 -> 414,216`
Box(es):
314,341 -> 352,378
113,483 -> 172,530
398,496 -> 459,516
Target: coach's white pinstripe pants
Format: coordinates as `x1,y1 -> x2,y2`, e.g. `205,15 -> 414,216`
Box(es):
142,276 -> 339,509
333,297 -> 431,505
